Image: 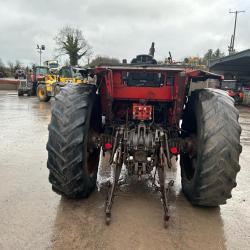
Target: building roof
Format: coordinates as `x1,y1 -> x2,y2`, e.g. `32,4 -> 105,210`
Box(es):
209,49 -> 250,78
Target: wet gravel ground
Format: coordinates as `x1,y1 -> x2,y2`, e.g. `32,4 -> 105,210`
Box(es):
0,90 -> 249,250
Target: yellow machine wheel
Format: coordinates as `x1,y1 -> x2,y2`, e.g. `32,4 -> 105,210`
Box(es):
37,84 -> 51,102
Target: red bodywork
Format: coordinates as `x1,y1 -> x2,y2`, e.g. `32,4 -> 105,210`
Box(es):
94,66 -> 221,126
229,90 -> 244,104
27,66 -> 49,82
92,61 -> 222,224
96,67 -> 183,101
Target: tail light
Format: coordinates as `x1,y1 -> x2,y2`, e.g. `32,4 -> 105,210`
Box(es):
170,147 -> 178,155
104,143 -> 112,150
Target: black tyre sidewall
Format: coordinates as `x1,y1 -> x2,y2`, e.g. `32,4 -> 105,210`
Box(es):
80,87 -> 99,191
180,89 -> 241,206
47,85 -> 99,198
180,93 -> 203,200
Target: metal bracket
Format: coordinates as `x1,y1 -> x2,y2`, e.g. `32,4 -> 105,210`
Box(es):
105,144 -> 122,225
158,133 -> 174,228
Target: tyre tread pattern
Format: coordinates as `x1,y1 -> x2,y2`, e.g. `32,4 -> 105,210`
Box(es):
47,84 -> 96,198
181,88 -> 241,206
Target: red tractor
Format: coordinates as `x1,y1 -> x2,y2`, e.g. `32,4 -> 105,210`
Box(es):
221,80 -> 244,104
28,66 -> 50,95
47,54 -> 241,227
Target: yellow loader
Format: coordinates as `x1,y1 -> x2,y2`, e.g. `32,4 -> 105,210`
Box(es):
37,66 -> 89,102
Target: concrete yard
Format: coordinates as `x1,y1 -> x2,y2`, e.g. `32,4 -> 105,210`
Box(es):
0,90 -> 249,250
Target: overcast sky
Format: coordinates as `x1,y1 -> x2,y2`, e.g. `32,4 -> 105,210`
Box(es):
0,0 -> 249,66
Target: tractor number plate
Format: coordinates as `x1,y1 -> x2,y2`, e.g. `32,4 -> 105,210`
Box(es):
132,103 -> 152,120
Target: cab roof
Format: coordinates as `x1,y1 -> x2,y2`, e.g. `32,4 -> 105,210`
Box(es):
95,64 -> 187,72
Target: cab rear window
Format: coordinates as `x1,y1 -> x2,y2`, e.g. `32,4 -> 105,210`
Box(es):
122,71 -> 164,87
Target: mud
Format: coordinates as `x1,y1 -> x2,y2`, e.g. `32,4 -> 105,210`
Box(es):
0,90 -> 249,250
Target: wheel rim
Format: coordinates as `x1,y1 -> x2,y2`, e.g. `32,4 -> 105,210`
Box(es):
38,88 -> 45,97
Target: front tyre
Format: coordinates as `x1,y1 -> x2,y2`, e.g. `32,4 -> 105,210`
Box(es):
37,84 -> 51,102
180,89 -> 241,206
47,84 -> 100,198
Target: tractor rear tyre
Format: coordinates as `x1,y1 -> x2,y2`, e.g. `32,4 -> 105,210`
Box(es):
180,89 -> 241,206
47,84 -> 100,198
37,84 -> 51,102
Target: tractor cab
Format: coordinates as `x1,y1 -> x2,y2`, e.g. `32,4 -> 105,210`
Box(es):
21,66 -> 49,96
29,66 -> 49,82
130,54 -> 157,64
57,66 -> 88,85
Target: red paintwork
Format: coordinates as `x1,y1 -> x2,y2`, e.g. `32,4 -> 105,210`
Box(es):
97,68 -> 184,101
227,90 -> 244,102
95,66 -> 222,125
30,73 -> 35,82
112,70 -> 175,101
36,74 -> 45,81
228,90 -> 235,97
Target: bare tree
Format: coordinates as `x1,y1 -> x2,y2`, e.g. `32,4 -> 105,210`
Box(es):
0,58 -> 4,68
55,26 -> 92,66
14,60 -> 21,70
0,58 -> 5,77
8,61 -> 14,75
